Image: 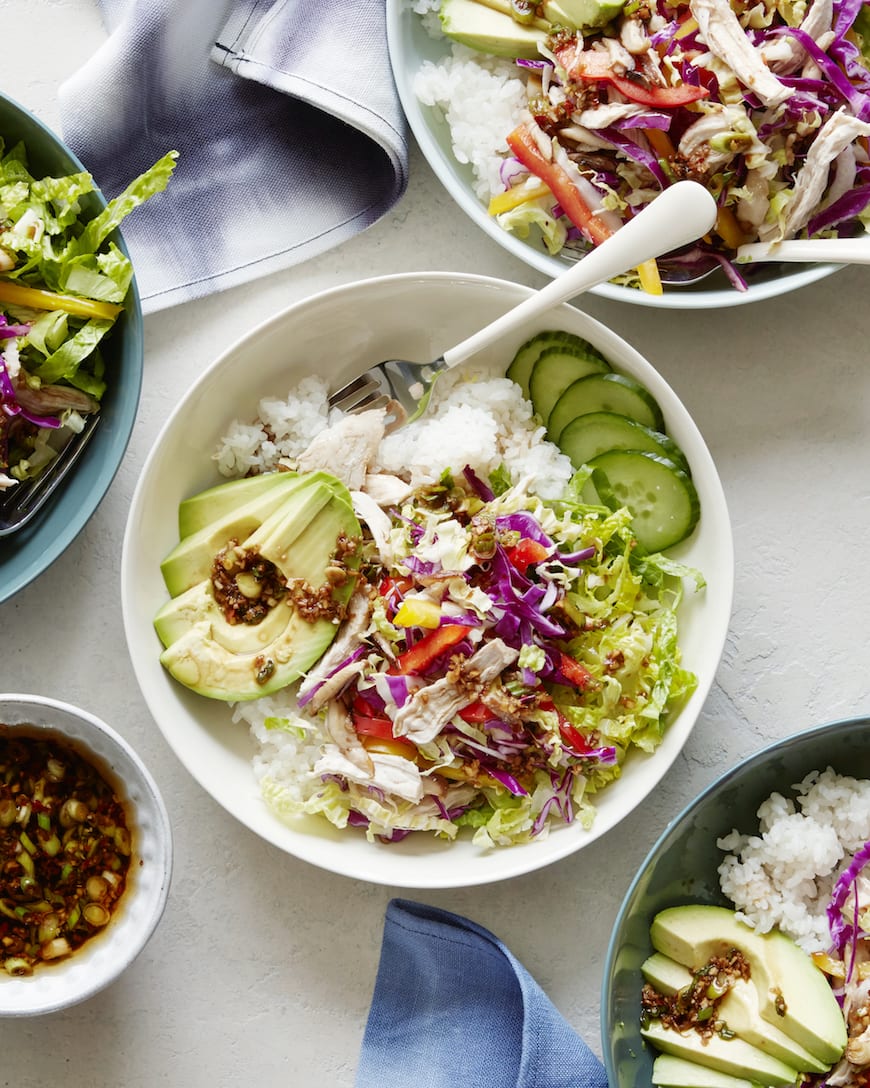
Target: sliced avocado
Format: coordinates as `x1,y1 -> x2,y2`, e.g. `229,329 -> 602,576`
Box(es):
643,951 -> 695,994
161,470 -> 341,598
440,0 -> 547,59
642,954 -> 830,1074
178,472 -> 296,539
641,1021 -> 800,1086
650,906 -> 846,1066
652,1053 -> 764,1088
155,480 -> 361,701
543,0 -> 625,28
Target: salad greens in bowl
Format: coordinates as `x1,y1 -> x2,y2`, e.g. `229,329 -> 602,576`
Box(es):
386,0 -> 870,308
121,271 -> 733,888
0,92 -> 175,602
603,715 -> 870,1088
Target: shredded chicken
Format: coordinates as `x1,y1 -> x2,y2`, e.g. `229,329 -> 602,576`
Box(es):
361,472 -> 412,507
296,408 -> 385,491
690,0 -> 794,107
298,587 -> 373,712
760,0 -> 834,74
322,701 -> 372,776
391,639 -> 519,745
760,108 -> 870,240
678,105 -> 750,173
313,745 -> 425,804
350,489 -> 395,567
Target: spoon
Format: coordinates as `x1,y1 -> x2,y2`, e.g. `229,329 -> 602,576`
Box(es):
329,179 -> 718,423
737,235 -> 870,265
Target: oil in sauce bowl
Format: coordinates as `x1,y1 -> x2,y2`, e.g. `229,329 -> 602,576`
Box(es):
0,726 -> 132,975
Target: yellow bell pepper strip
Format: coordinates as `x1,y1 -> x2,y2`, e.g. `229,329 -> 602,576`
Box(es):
392,596 -> 442,629
714,205 -> 750,250
0,280 -> 122,322
487,180 -> 552,216
643,128 -> 677,160
505,125 -> 615,246
636,258 -> 664,295
554,45 -> 710,108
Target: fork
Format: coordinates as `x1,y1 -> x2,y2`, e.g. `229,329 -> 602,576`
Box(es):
328,179 -> 718,423
0,412 -> 101,537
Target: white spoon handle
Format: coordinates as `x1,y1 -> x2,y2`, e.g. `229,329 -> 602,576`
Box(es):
442,180 -> 718,371
738,237 -> 870,265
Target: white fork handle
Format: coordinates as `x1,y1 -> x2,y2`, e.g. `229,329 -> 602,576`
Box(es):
737,237 -> 870,265
442,180 -> 719,372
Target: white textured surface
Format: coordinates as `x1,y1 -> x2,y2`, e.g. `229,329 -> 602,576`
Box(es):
3,1 -> 870,1084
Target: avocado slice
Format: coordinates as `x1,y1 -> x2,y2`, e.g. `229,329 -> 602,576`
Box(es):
641,1021 -> 800,1086
543,0 -> 625,29
641,954 -> 830,1074
178,472 -> 296,539
440,0 -> 547,59
161,470 -> 342,598
650,906 -> 847,1065
652,1054 -> 764,1088
155,479 -> 362,701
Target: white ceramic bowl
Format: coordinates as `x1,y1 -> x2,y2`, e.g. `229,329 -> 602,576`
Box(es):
385,1 -> 839,310
121,271 -> 733,888
0,695 -> 172,1015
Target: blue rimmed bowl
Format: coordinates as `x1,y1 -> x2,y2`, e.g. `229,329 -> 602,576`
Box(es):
0,93 -> 143,604
601,714 -> 870,1087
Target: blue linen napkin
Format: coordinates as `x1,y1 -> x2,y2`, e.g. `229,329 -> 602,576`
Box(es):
355,899 -> 609,1088
58,0 -> 409,313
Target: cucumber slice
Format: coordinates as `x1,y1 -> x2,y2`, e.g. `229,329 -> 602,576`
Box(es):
582,450 -> 700,552
548,372 -> 665,442
528,346 -> 612,425
559,412 -> 691,475
507,330 -> 608,399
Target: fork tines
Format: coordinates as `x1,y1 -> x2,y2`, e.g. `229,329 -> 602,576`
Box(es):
0,412 -> 101,537
328,372 -> 391,415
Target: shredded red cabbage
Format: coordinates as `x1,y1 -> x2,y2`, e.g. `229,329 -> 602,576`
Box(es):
826,838 -> 870,972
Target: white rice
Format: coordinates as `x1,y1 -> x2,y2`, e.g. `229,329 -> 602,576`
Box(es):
718,768 -> 870,952
213,364 -> 574,499
413,44 -> 527,200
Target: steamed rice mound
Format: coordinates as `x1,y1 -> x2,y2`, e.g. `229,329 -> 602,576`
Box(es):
213,366 -> 574,499
718,768 -> 870,952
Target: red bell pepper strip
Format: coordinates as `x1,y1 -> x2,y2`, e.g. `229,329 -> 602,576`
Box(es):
396,624 -> 469,675
458,700 -> 492,723
505,537 -> 551,575
352,713 -> 396,741
555,46 -> 709,108
505,124 -> 614,247
559,719 -> 595,756
540,694 -> 595,754
557,652 -> 596,691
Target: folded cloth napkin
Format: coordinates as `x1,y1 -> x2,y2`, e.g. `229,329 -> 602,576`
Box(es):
58,0 -> 409,313
355,899 -> 609,1088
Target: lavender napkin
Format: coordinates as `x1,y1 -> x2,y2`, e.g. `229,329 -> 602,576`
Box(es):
58,0 -> 409,313
355,899 -> 609,1088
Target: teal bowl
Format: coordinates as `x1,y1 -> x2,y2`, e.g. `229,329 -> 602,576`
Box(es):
601,715 -> 870,1087
0,94 -> 143,603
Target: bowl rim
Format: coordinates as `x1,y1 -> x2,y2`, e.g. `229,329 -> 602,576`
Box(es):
384,0 -> 842,311
121,269 -> 734,888
0,692 -> 173,1015
0,92 -> 144,606
599,711 -> 870,1067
